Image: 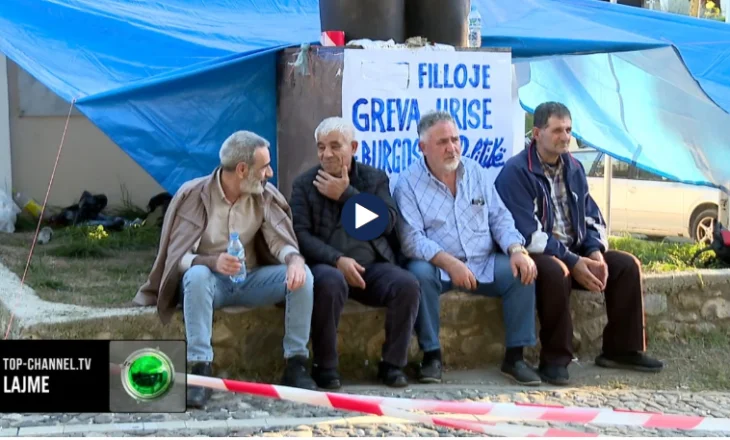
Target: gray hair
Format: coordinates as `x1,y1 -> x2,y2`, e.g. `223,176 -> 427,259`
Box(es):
219,130 -> 269,171
314,117 -> 356,143
417,111 -> 456,141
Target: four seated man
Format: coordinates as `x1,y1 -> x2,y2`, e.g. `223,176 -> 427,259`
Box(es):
138,104 -> 663,407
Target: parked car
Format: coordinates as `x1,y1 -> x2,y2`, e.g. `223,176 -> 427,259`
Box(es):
570,145 -> 721,245
522,133 -> 720,244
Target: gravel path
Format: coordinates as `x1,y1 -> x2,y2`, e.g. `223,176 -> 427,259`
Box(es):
3,384 -> 730,437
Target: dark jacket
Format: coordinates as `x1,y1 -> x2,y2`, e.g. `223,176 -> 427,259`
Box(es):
290,158 -> 401,266
494,141 -> 608,268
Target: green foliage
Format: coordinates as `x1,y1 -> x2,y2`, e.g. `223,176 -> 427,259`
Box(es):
609,235 -> 719,272
47,225 -> 160,259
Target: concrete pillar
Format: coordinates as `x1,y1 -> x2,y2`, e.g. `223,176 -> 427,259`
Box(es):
0,55 -> 11,195
719,186 -> 730,228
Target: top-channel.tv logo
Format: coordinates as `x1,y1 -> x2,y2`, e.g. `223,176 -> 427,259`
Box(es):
120,347 -> 175,401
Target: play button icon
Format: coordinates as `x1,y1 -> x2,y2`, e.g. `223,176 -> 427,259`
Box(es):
341,193 -> 389,242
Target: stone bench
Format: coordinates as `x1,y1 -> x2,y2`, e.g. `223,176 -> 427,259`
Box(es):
4,263 -> 730,382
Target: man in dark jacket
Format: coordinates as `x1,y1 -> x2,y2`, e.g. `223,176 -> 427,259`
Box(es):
290,117 -> 420,389
495,102 -> 664,386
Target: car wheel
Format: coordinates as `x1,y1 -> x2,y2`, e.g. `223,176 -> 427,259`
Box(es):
690,207 -> 718,246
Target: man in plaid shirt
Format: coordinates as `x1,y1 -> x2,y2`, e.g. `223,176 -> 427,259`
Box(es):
395,111 -> 541,386
495,102 -> 663,386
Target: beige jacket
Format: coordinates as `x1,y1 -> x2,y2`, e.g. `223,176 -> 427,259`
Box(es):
133,168 -> 300,324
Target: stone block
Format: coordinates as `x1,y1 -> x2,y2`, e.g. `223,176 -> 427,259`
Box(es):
676,295 -> 703,311
644,293 -> 668,316
701,298 -> 730,319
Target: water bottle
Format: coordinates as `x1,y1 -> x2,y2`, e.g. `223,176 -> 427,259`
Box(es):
468,3 -> 482,48
227,232 -> 247,283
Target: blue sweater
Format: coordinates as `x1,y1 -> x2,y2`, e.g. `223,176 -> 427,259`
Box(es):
494,142 -> 608,268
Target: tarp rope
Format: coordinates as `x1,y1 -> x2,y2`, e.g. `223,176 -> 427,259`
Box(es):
3,98 -> 76,340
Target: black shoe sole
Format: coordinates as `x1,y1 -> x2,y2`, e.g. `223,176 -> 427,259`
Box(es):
418,376 -> 442,384
595,357 -> 663,373
316,381 -> 342,390
500,370 -> 542,386
537,371 -> 570,386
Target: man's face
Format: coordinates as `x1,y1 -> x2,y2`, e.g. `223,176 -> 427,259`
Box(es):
239,147 -> 273,194
420,121 -> 461,174
317,131 -> 357,176
534,115 -> 572,158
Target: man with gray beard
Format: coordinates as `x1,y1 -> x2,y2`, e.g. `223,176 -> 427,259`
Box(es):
395,111 -> 541,386
134,131 -> 317,409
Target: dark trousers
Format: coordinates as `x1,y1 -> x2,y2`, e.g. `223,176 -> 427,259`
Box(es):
532,250 -> 646,367
310,262 -> 421,369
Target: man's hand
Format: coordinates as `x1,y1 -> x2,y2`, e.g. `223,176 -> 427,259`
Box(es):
285,254 -> 307,291
314,164 -> 350,201
336,256 -> 366,289
215,253 -> 242,276
587,251 -> 608,288
510,252 -> 537,285
446,259 -> 478,291
571,257 -> 605,292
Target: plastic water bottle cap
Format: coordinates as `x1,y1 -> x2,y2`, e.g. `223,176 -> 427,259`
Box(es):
229,232 -> 239,240
471,4 -> 477,11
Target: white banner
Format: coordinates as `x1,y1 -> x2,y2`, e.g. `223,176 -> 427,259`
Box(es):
341,48 -> 513,190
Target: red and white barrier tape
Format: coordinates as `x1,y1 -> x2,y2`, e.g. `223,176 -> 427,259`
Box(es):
189,374 -> 591,437
111,364 -> 730,434
353,394 -> 730,432
190,375 -> 730,433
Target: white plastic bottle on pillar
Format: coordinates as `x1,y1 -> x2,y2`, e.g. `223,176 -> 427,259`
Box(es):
468,3 -> 482,48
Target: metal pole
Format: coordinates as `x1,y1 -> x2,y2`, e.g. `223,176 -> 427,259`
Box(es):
603,155 -> 613,237
0,55 -> 11,195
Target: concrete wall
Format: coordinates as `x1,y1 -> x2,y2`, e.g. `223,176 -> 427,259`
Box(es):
6,59 -> 164,209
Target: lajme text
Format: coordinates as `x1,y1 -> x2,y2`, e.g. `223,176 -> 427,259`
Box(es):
4,375 -> 50,393
2,357 -> 93,393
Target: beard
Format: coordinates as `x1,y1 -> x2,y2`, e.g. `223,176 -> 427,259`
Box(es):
443,156 -> 460,172
240,175 -> 265,194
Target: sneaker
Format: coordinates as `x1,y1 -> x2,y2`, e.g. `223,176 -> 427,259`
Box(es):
418,358 -> 442,384
281,355 -> 317,390
538,364 -> 570,386
377,361 -> 408,388
186,361 -> 213,409
501,360 -> 542,386
312,365 -> 342,390
595,352 -> 664,372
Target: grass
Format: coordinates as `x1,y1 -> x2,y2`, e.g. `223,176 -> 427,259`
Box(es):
608,234 -> 721,272
0,211 -> 159,306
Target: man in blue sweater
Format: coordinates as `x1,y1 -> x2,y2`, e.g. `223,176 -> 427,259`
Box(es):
495,102 -> 663,386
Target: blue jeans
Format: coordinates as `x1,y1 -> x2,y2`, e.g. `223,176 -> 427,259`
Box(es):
407,253 -> 536,353
181,264 -> 314,362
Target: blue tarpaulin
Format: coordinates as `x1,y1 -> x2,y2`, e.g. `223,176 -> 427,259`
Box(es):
0,0 -> 729,192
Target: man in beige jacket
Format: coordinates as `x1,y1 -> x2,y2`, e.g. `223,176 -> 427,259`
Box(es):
134,131 -> 316,408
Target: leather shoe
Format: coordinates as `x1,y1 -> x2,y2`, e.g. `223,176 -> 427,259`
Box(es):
186,361 -> 213,409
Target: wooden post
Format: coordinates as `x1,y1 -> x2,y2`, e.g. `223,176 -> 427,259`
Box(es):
690,0 -> 701,17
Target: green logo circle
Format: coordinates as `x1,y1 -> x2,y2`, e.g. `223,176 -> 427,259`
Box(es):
121,348 -> 175,401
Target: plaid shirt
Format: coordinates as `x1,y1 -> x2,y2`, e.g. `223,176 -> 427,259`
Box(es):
394,157 -> 524,283
538,155 -> 575,248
